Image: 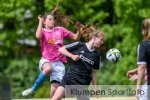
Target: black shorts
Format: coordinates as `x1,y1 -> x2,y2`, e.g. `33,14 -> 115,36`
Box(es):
60,75 -> 76,87
60,76 -> 90,100
60,73 -> 91,87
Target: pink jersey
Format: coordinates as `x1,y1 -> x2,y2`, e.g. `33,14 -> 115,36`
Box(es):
40,27 -> 74,63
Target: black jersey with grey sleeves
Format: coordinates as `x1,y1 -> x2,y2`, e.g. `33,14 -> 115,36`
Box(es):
62,42 -> 100,85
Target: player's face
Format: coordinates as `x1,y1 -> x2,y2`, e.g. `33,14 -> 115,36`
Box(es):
45,15 -> 55,28
93,36 -> 104,47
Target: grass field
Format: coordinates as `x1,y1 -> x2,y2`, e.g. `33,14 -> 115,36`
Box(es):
13,97 -> 136,100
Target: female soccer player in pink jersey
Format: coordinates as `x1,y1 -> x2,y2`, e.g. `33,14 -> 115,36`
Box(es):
22,6 -> 81,97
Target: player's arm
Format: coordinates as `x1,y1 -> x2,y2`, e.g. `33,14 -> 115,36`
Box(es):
91,69 -> 98,96
70,31 -> 80,41
59,46 -> 79,61
36,15 -> 43,39
137,43 -> 146,86
136,64 -> 145,99
137,64 -> 146,86
69,22 -> 82,41
136,43 -> 146,98
92,54 -> 100,86
92,69 -> 97,85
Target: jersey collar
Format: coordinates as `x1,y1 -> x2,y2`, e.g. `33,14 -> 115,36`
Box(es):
85,43 -> 95,52
43,28 -> 55,32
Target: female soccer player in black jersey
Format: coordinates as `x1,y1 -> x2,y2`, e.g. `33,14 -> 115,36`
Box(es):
136,18 -> 150,100
51,24 -> 105,100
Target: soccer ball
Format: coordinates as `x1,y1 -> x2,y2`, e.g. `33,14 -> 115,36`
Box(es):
106,48 -> 121,63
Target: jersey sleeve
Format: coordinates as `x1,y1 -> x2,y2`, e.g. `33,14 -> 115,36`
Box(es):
137,43 -> 147,65
59,27 -> 74,38
93,55 -> 100,70
64,42 -> 81,52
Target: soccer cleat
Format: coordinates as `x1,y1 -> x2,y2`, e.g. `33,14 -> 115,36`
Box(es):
22,88 -> 33,96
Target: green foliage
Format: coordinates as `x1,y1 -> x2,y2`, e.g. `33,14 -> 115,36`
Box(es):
1,0 -> 150,98
99,0 -> 150,85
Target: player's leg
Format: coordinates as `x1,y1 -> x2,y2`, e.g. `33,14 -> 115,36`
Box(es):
22,59 -> 52,96
50,61 -> 65,98
31,62 -> 52,91
50,82 -> 59,97
51,86 -> 65,100
139,83 -> 147,100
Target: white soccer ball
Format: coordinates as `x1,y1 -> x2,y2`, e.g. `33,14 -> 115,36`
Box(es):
106,48 -> 121,63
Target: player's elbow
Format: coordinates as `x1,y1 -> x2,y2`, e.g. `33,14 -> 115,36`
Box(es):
35,32 -> 42,39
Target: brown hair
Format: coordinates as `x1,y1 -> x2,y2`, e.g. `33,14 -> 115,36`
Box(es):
42,6 -> 72,28
79,24 -> 105,42
142,18 -> 150,40
50,6 -> 72,27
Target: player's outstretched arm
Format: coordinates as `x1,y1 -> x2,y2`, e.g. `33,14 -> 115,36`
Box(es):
70,22 -> 83,41
36,15 -> 43,39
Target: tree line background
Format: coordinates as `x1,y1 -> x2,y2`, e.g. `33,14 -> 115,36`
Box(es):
0,0 -> 150,98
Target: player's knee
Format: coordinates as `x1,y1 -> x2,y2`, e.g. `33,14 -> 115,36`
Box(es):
43,66 -> 52,75
50,89 -> 56,98
46,69 -> 52,75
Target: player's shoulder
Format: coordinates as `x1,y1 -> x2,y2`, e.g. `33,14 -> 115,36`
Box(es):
74,41 -> 85,47
78,42 -> 85,45
71,41 -> 85,45
71,42 -> 86,49
78,42 -> 88,49
65,41 -> 81,48
142,40 -> 150,44
93,50 -> 101,59
140,40 -> 150,47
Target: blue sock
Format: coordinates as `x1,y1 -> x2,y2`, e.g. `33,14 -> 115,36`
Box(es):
32,71 -> 46,91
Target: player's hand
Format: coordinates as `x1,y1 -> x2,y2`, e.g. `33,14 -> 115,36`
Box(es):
127,69 -> 137,77
129,74 -> 138,81
75,22 -> 84,30
38,15 -> 44,23
75,22 -> 81,30
71,55 -> 80,61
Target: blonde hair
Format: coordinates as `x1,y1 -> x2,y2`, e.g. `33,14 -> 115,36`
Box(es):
43,6 -> 72,28
79,24 -> 105,42
142,18 -> 150,40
